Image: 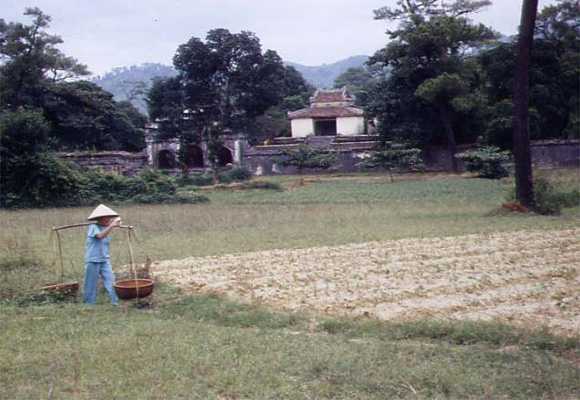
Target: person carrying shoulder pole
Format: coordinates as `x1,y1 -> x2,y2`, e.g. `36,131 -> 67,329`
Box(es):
84,204 -> 121,305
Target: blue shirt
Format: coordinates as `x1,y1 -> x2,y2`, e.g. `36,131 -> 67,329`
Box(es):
85,224 -> 111,262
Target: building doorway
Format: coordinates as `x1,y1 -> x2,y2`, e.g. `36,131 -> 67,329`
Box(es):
157,150 -> 176,169
184,144 -> 204,168
314,119 -> 337,136
215,146 -> 233,167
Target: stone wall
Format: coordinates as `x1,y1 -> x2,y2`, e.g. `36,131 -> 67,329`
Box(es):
243,135 -> 380,175
58,151 -> 148,176
530,140 -> 580,168
58,139 -> 579,177
421,145 -> 470,172
421,140 -> 580,171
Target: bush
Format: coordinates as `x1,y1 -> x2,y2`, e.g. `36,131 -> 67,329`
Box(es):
456,146 -> 511,179
176,173 -> 214,187
0,109 -> 89,208
81,170 -> 143,202
533,178 -> 580,215
279,145 -> 338,173
506,177 -> 580,215
1,153 -> 87,208
137,168 -> 177,195
219,167 -> 252,183
357,142 -> 424,182
80,168 -> 177,204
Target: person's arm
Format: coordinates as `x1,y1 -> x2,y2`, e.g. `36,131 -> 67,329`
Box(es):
95,218 -> 121,239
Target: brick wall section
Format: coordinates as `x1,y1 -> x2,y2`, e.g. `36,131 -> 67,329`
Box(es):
57,151 -> 148,176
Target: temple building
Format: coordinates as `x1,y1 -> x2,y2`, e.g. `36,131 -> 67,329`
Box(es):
288,88 -> 366,137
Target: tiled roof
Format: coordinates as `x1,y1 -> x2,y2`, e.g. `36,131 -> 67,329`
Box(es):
311,88 -> 353,103
288,106 -> 363,119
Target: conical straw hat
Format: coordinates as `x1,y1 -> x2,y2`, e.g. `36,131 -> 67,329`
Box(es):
87,204 -> 119,220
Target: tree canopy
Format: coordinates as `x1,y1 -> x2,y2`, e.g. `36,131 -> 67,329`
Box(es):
0,8 -> 148,208
367,0 -> 498,170
479,0 -> 579,148
0,8 -> 89,109
0,8 -> 146,151
148,28 -> 311,144
333,67 -> 377,106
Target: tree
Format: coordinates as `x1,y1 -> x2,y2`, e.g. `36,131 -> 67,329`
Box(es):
358,143 -> 424,182
333,67 -> 376,105
512,0 -> 539,208
249,65 -> 314,143
479,0 -> 580,145
172,29 -> 290,134
147,77 -> 185,138
149,29 -> 311,165
415,73 -> 469,171
0,8 -> 89,109
0,9 -> 146,152
365,72 -> 436,146
42,81 -> 146,151
369,0 -> 496,171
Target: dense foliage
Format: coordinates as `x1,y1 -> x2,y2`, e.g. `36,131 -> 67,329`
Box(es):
147,28 -> 314,167
456,146 -> 511,179
0,9 -> 151,208
148,29 -> 311,139
0,109 -> 85,208
532,177 -> 580,215
506,176 -> 580,215
0,8 -> 146,151
360,0 -> 578,163
0,107 -> 203,208
358,143 -> 424,181
479,0 -> 580,148
366,0 -> 497,171
333,67 -> 378,106
279,145 -> 338,173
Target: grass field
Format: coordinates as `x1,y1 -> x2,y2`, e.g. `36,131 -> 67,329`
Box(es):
1,170 -> 579,399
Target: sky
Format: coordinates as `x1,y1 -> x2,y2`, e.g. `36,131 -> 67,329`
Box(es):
3,0 -> 560,76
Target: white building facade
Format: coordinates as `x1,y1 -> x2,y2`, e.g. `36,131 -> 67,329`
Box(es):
288,88 -> 366,137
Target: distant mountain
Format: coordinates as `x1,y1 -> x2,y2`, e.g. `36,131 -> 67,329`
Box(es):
91,63 -> 177,114
92,56 -> 370,115
286,55 -> 369,89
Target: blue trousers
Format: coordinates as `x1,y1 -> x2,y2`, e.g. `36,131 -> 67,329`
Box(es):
83,261 -> 118,305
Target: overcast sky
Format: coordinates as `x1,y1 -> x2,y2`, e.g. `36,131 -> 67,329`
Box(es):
4,0 -> 559,76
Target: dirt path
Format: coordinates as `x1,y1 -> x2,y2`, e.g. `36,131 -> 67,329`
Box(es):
152,228 -> 580,335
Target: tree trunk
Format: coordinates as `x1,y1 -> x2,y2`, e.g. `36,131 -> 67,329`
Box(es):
440,105 -> 458,172
512,0 -> 539,208
212,166 -> 219,185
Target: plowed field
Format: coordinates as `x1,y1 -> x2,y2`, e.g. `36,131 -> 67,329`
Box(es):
152,228 -> 580,335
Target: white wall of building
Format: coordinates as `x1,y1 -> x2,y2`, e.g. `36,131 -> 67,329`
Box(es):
337,117 -> 365,135
291,119 -> 314,137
